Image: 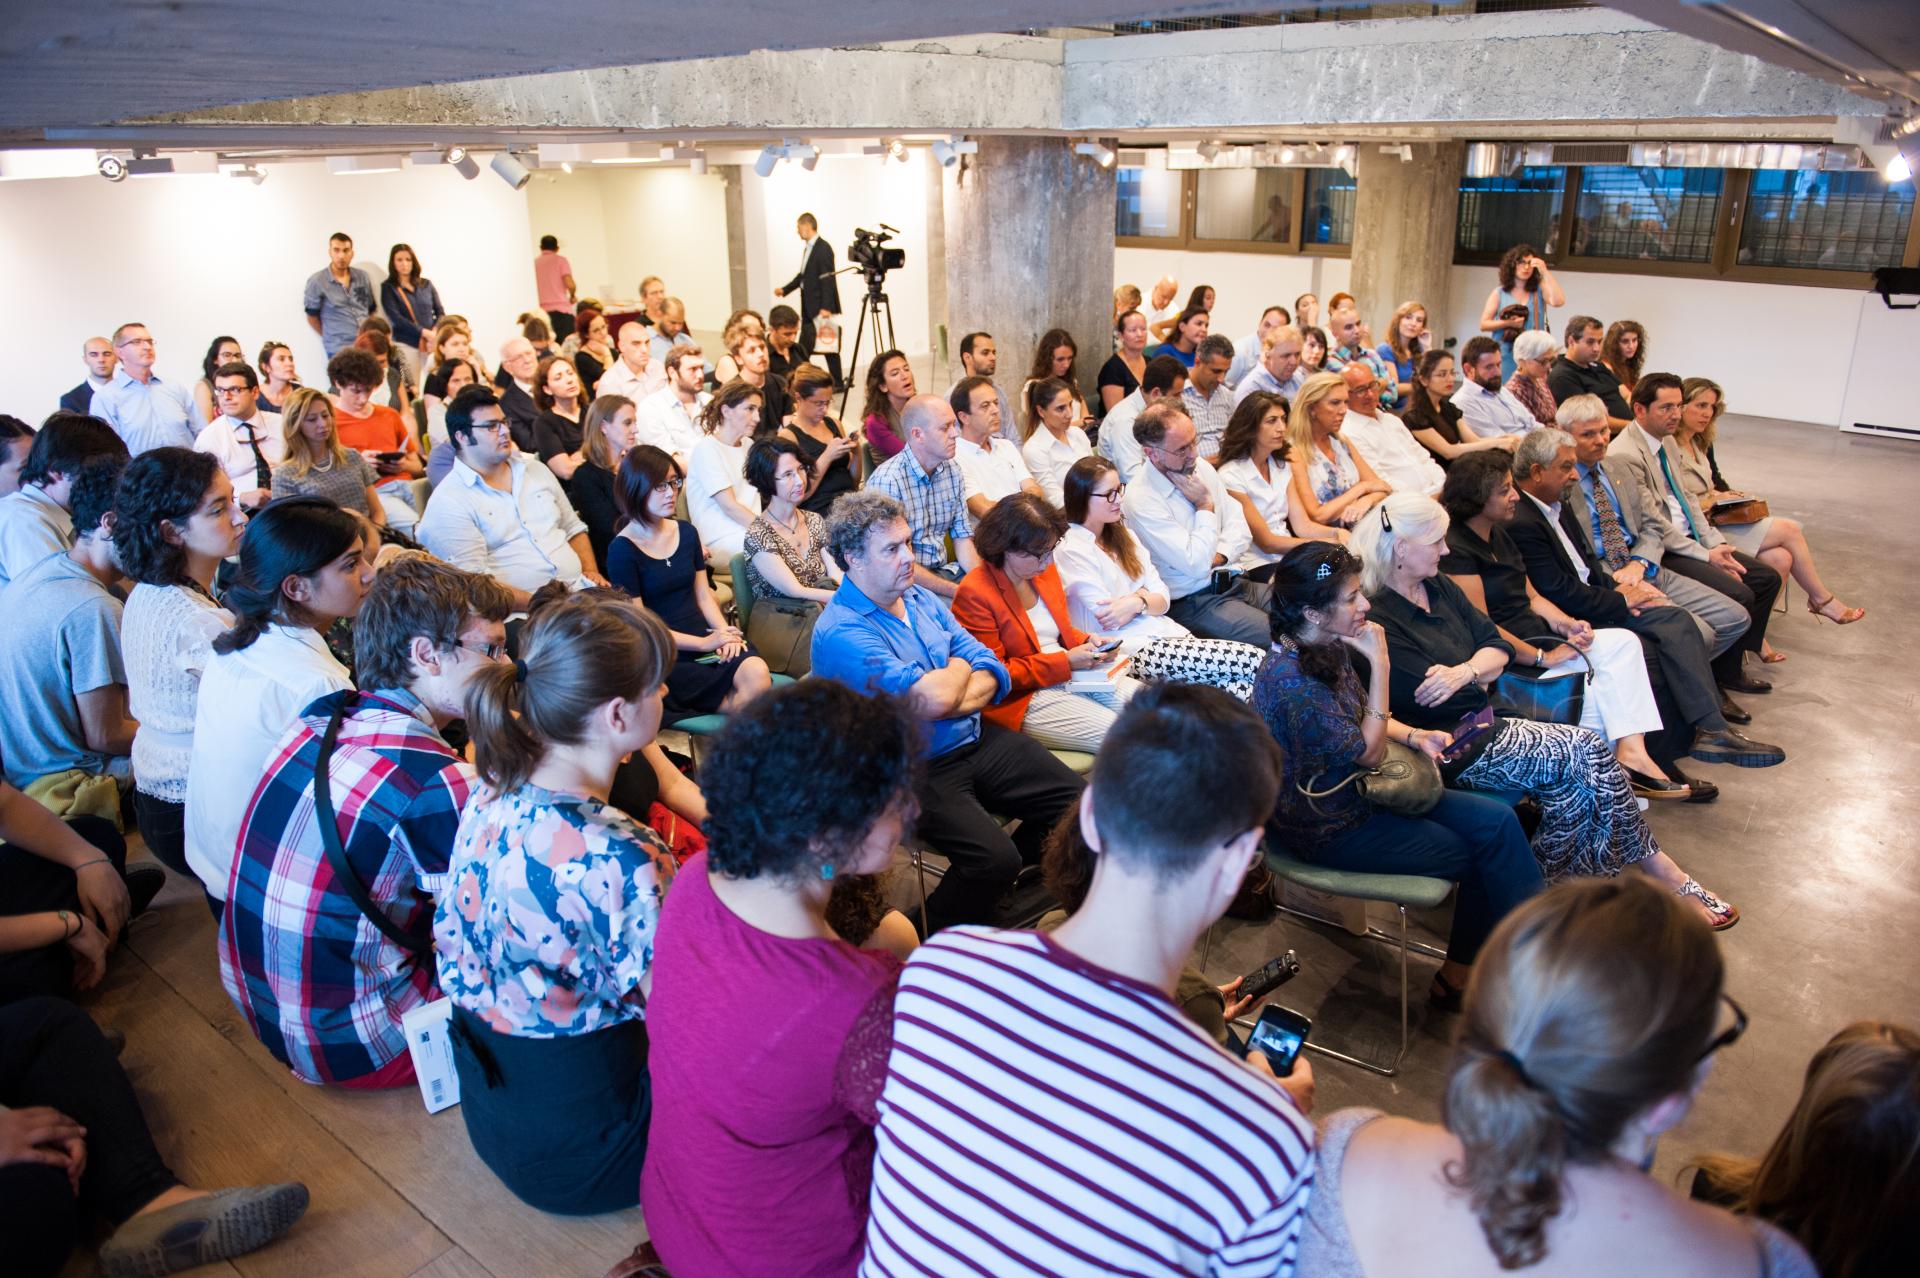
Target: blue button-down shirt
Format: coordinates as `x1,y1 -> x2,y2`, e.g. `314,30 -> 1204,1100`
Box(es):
303,266 -> 375,356
88,369 -> 196,455
866,447 -> 972,571
810,577 -> 1011,759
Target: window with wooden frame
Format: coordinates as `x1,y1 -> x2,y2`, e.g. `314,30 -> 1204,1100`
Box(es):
1115,163 -> 1350,257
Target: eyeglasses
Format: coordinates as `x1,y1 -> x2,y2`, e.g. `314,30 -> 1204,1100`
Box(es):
1093,485 -> 1125,504
1695,993 -> 1747,1063
458,640 -> 508,661
213,385 -> 252,396
116,337 -> 155,348
659,477 -> 684,491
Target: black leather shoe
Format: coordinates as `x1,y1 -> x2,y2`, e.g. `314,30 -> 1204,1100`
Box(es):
124,865 -> 167,919
1626,767 -> 1692,800
1718,695 -> 1752,725
1719,673 -> 1772,695
1665,762 -> 1718,804
1690,729 -> 1786,768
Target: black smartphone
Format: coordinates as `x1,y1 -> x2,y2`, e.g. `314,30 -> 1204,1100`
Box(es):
1237,950 -> 1300,1004
375,450 -> 406,462
1093,636 -> 1123,653
1245,1006 -> 1312,1076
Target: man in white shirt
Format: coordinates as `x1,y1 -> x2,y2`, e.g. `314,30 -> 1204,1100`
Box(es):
194,363 -> 284,511
1226,304 -> 1289,389
1337,364 -> 1445,497
1122,402 -> 1268,647
957,332 -> 1016,445
950,376 -> 1041,524
1451,336 -> 1538,439
1144,274 -> 1180,341
417,385 -> 607,609
88,323 -> 197,455
637,346 -> 710,467
0,413 -> 128,590
1182,334 -> 1237,462
1098,354 -> 1186,483
596,319 -> 665,405
1233,325 -> 1305,408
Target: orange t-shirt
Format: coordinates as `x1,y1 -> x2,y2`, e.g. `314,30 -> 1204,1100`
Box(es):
335,404 -> 414,454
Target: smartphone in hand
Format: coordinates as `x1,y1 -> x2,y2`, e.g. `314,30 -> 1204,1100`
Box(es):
1242,1006 -> 1312,1076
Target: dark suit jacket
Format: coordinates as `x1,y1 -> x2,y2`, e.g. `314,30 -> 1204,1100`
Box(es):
492,377 -> 540,453
1507,491 -> 1633,627
60,381 -> 96,416
782,237 -> 842,320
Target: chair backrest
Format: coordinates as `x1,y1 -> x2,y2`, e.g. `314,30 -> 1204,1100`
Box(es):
729,553 -> 753,628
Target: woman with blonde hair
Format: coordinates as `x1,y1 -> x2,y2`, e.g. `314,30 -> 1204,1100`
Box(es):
1286,371 -> 1389,530
270,387 -> 384,524
566,393 -> 641,566
1298,876 -> 1815,1276
1670,377 -> 1862,645
1692,1020 -> 1920,1278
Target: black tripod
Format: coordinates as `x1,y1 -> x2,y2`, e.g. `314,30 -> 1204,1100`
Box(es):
837,270 -> 896,419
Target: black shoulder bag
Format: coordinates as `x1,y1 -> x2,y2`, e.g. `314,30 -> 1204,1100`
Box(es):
313,695 -> 431,954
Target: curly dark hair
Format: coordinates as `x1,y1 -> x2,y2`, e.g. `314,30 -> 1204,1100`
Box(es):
67,454 -> 128,539
1268,542 -> 1364,687
1497,244 -> 1541,296
702,680 -> 923,882
113,448 -> 222,587
1439,450 -> 1513,525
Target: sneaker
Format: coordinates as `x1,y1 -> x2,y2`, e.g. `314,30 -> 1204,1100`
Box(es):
98,1183 -> 309,1277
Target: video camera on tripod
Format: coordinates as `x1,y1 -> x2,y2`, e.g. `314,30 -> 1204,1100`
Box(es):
836,225 -> 907,415
848,225 -> 906,295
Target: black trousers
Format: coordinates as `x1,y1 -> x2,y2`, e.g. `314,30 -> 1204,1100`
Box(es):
131,791 -> 189,877
0,817 -> 126,1006
1661,550 -> 1779,682
915,723 -> 1086,934
0,997 -> 181,1277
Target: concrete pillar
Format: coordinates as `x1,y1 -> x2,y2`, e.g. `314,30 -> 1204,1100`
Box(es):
1349,141 -> 1464,353
721,167 -> 749,315
942,137 -> 1117,423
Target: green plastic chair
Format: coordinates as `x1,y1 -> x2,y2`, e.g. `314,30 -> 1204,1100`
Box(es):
729,554 -> 754,630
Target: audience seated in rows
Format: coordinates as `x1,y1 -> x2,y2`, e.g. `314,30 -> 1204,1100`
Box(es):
271,386 -> 386,527
1019,375 -> 1093,503
1149,303 -> 1209,369
0,412 -> 127,589
1547,314 -> 1633,430
860,348 -> 916,461
1232,322 -> 1305,408
597,318 -> 665,408
864,395 -> 979,599
1021,327 -> 1090,433
566,393 -> 641,569
89,323 -> 197,455
221,556 -> 511,1087
491,336 -> 541,450
1325,305 -> 1402,411
1217,389 -> 1332,563
529,353 -> 589,479
194,361 -> 283,511
810,490 -> 1083,933
1098,351 -> 1186,482
1287,372 -> 1389,532
1402,349 -> 1515,468
186,499 -> 373,913
257,339 -> 301,414
328,347 -> 424,531
1376,299 -> 1429,401
0,415 -> 33,497
1452,336 -> 1538,441
1227,303 -> 1290,390
607,444 -> 773,717
739,436 -> 839,674
421,357 -> 477,487
778,363 -> 859,517
1097,307 -> 1150,413
951,375 -> 1040,525
1180,332 -> 1237,459
1503,328 -> 1559,428
1336,362 -> 1447,498
682,379 -> 763,562
637,344 -> 710,470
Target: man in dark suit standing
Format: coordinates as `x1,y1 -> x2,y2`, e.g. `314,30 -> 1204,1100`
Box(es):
60,337 -> 117,415
1507,425 -> 1783,771
775,212 -> 843,389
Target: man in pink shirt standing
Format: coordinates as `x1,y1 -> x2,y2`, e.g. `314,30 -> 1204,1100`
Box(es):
533,235 -> 576,340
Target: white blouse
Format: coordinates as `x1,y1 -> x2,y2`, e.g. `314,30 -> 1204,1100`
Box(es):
122,583 -> 234,803
1051,523 -> 1190,651
1217,455 -> 1294,568
1020,425 -> 1093,505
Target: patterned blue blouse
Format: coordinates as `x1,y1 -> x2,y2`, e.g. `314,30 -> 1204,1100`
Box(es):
434,783 -> 679,1039
1251,640 -> 1373,854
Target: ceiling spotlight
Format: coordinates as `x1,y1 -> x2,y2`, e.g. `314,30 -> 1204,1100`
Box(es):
1196,140 -> 1222,162
786,141 -> 819,172
1074,140 -> 1116,167
447,147 -> 480,180
1279,145 -> 1297,164
754,144 -> 782,178
229,164 -> 267,185
560,161 -> 574,173
490,151 -> 531,190
1333,144 -> 1354,164
886,139 -> 908,163
1889,151 -> 1915,183
96,153 -> 128,182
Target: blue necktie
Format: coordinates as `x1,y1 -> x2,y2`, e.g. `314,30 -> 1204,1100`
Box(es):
1657,446 -> 1703,542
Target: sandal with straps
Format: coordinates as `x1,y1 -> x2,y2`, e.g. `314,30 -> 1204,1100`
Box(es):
1677,879 -> 1740,931
1807,594 -> 1866,625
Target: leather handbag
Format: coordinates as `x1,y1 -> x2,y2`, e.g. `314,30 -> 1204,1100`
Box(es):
1300,739 -> 1444,819
1707,497 -> 1770,527
1492,635 -> 1593,726
744,597 -> 822,677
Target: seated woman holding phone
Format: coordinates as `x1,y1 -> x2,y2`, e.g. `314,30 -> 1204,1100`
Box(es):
951,493 -> 1144,753
1254,543 -> 1544,1011
1351,493 -> 1738,930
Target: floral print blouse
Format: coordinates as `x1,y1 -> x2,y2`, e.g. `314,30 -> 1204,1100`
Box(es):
434,783 -> 679,1039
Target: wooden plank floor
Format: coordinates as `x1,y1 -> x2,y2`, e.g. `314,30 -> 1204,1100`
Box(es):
61,855 -> 647,1278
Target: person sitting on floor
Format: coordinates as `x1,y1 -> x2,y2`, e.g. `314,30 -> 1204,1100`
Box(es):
859,684 -> 1315,1276
434,592 -> 682,1216
1256,542 -> 1544,1012
607,445 -> 773,717
220,557 -> 513,1089
640,681 -> 920,1277
811,490 -> 1084,934
0,412 -> 127,591
116,449 -> 246,877
0,456 -> 136,804
0,996 -> 309,1278
1297,876 -> 1816,1278
186,499 -> 373,916
953,493 -> 1143,753
1690,1020 -> 1920,1278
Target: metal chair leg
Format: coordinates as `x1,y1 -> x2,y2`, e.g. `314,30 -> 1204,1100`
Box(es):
1269,901 -> 1422,1077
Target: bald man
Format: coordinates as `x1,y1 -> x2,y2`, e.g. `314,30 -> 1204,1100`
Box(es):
864,394 -> 980,598
491,336 -> 540,451
60,337 -> 117,415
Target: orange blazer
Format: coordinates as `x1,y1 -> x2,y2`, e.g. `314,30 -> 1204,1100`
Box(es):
952,560 -> 1090,732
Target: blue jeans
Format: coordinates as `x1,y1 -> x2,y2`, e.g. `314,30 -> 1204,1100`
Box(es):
1312,790 -> 1543,965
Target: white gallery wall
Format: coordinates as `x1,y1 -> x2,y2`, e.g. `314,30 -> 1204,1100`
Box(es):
0,162 -> 538,415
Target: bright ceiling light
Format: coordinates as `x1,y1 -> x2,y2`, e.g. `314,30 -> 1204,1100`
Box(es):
559,161 -> 573,173
1887,151 -> 1914,183
1279,145 -> 1297,164
448,147 -> 480,179
96,153 -> 127,182
886,139 -> 907,162
490,151 -> 531,189
1333,144 -> 1354,164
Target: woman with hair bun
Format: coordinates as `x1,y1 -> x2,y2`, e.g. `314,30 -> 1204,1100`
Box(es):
434,591 -> 681,1216
1297,876 -> 1816,1277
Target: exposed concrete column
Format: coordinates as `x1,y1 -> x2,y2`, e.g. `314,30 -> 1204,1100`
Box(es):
1349,141 -> 1464,353
942,137 -> 1116,420
721,167 -> 749,314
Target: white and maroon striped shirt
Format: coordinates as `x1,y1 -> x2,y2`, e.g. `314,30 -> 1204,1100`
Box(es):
859,927 -> 1315,1277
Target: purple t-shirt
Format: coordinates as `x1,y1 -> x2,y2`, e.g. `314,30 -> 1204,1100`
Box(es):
642,853 -> 901,1277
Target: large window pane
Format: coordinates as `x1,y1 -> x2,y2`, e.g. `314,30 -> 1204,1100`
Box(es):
1116,167 -> 1182,239
1194,168 -> 1294,244
1455,166 -> 1565,255
1738,170 -> 1915,271
1302,169 -> 1355,246
1572,166 -> 1722,262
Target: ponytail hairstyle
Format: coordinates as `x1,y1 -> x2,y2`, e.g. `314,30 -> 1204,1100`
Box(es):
1023,376 -> 1074,441
1444,877 -> 1724,1269
1266,542 -> 1364,687
699,378 -> 764,436
212,497 -> 365,653
462,591 -> 673,792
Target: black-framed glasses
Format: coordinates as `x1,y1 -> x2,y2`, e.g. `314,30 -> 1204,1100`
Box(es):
458,640 -> 508,661
1094,485 -> 1125,504
1696,993 -> 1747,1063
